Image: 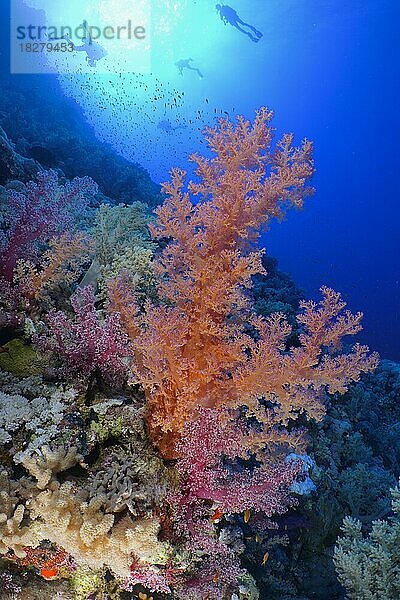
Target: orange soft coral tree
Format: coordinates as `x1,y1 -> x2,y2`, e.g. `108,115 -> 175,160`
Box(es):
119,107 -> 378,458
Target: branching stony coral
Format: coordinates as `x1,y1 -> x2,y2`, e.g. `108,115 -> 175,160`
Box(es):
252,254 -> 303,345
0,386 -> 68,445
0,371 -> 86,486
334,481 -> 400,600
301,415 -> 396,553
330,360 -> 400,474
1,370 -> 38,398
336,463 -> 395,522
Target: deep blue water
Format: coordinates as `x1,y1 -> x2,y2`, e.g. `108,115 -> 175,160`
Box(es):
1,0 -> 399,360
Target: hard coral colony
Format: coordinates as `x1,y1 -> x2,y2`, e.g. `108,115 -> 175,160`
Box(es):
0,109 -> 379,599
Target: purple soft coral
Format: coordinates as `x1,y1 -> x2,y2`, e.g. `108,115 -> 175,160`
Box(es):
37,285 -> 131,387
125,561 -> 171,594
0,170 -> 97,281
177,545 -> 245,600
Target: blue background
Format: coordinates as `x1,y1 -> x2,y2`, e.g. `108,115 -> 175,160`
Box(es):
1,0 -> 399,360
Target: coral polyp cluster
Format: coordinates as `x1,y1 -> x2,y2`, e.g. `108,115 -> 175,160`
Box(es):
0,109 -> 379,599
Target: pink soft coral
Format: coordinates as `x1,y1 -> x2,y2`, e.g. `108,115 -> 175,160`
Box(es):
176,545 -> 245,600
125,561 -> 171,594
0,170 -> 97,281
37,285 -> 131,387
177,407 -> 300,515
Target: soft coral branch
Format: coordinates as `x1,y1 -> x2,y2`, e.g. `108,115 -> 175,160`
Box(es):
234,287 -> 379,425
15,231 -> 93,302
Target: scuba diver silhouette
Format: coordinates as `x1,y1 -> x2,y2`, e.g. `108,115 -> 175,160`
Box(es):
158,119 -> 186,133
62,21 -> 107,67
216,4 -> 263,42
175,58 -> 203,79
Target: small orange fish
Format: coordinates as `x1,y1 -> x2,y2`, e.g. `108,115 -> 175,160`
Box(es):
40,566 -> 59,580
211,508 -> 224,522
244,509 -> 251,523
262,551 -> 270,566
212,570 -> 220,584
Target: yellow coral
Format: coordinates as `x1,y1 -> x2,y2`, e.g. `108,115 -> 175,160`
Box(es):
29,482 -> 168,578
0,471 -> 40,558
1,462 -> 170,580
22,446 -> 83,490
